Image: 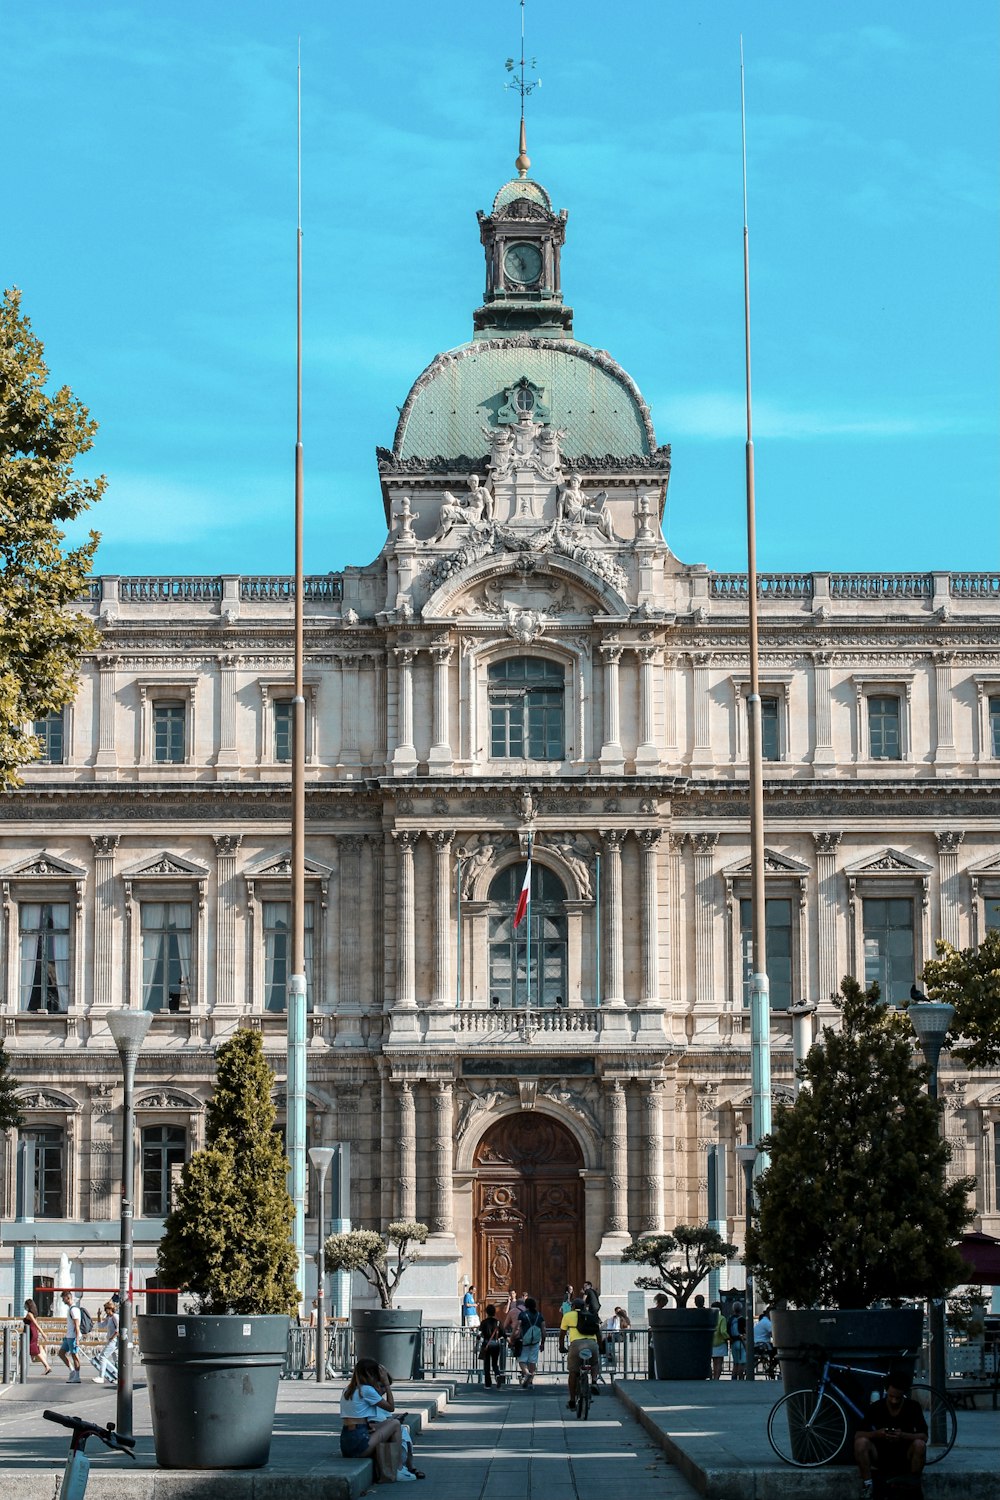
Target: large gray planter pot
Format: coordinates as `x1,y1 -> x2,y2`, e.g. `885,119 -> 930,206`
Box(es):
352,1307 -> 423,1380
138,1313 -> 289,1469
771,1307 -> 922,1466
648,1306 -> 717,1380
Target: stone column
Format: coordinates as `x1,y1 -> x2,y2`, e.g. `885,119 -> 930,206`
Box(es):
336,836 -> 364,1045
600,830 -> 626,1006
690,652 -> 714,775
90,834 -> 120,1009
933,652 -> 958,774
428,646 -> 454,771
813,831 -> 842,1008
430,1081 -> 454,1235
94,655 -> 119,774
642,1081 -> 665,1232
371,836 -> 386,1014
339,658 -> 362,770
213,834 -> 242,1009
811,652 -> 836,772
692,832 -> 718,1010
431,831 -> 453,1006
372,656 -> 387,771
635,647 -> 660,769
638,830 -> 661,1004
936,831 -> 964,948
397,1081 -> 417,1221
393,831 -> 418,1007
599,645 -> 625,773
605,1080 -> 629,1233
392,649 -> 418,775
216,654 -> 240,773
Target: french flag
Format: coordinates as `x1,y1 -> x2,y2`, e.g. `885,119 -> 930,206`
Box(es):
513,847 -> 532,930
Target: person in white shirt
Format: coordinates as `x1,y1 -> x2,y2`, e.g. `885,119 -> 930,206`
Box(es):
339,1358 -> 421,1481
93,1301 -> 119,1385
58,1291 -> 82,1383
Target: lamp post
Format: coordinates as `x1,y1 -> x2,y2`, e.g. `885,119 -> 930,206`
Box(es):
907,998 -> 955,1446
734,1142 -> 758,1381
107,1008 -> 152,1438
308,1146 -> 335,1383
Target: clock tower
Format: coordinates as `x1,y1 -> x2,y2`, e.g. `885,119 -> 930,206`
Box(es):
474,131 -> 573,339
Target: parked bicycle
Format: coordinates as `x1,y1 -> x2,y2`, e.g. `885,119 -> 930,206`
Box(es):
43,1410 -> 135,1500
766,1357 -> 957,1469
575,1345 -> 595,1420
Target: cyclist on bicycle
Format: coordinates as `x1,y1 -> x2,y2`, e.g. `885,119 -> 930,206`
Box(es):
854,1371 -> 927,1496
559,1296 -> 602,1410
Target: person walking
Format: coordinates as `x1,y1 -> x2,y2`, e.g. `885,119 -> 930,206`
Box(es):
477,1304 -> 505,1388
462,1285 -> 479,1328
581,1280 -> 601,1318
710,1302 -> 728,1380
729,1303 -> 747,1380
516,1297 -> 545,1388
58,1291 -> 82,1383
92,1301 -> 118,1385
23,1299 -> 51,1375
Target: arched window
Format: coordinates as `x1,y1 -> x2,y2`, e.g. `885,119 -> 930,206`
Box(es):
487,864 -> 567,1008
488,657 -> 565,760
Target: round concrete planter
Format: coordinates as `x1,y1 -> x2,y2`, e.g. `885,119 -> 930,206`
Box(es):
771,1307 -> 922,1465
138,1313 -> 289,1469
648,1306 -> 717,1380
352,1307 -> 423,1380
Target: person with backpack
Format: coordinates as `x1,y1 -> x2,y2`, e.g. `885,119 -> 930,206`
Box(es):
516,1296 -> 545,1389
710,1301 -> 729,1380
477,1303 -> 505,1388
729,1302 -> 747,1380
58,1290 -> 82,1383
559,1295 -> 603,1409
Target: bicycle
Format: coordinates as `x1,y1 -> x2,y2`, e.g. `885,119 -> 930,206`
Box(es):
575,1345 -> 595,1420
43,1409 -> 135,1500
766,1359 -> 957,1469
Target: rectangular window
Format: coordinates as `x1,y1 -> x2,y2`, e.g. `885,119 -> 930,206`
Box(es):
19,902 -> 70,1012
760,697 -> 780,762
142,1125 -> 187,1216
153,701 -> 186,763
488,659 -> 565,760
869,695 -> 901,760
862,896 -> 914,1006
984,898 -> 1000,932
274,701 -> 293,763
990,696 -> 1000,758
141,901 -> 192,1012
22,1127 -> 65,1218
263,901 -> 314,1011
33,711 -> 64,764
740,898 -> 793,1010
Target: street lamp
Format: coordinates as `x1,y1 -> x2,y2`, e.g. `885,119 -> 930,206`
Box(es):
308,1146 -> 335,1383
907,997 -> 955,1446
107,1007 -> 152,1438
734,1142 -> 758,1382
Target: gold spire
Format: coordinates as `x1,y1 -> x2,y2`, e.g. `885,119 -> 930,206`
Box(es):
516,115 -> 530,178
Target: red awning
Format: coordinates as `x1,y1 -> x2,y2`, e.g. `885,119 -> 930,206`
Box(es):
956,1231 -> 1000,1285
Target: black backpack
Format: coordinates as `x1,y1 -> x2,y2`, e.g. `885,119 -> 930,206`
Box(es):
78,1306 -> 94,1335
576,1308 -> 601,1338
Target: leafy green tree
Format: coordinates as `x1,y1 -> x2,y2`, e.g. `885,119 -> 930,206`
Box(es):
0,287 -> 101,788
746,975 -> 973,1308
157,1028 -> 298,1315
0,1043 -> 23,1132
622,1225 -> 737,1307
323,1221 -> 429,1308
921,930 -> 1000,1070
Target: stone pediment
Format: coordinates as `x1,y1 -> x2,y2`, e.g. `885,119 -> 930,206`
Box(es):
722,849 -> 811,879
245,852 -> 334,881
121,852 -> 209,880
136,1090 -> 199,1110
19,1088 -> 77,1111
844,848 -> 933,877
1,852 -> 87,882
967,852 -> 1000,877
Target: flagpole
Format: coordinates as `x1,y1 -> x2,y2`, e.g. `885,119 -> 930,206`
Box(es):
525,834 -> 533,1020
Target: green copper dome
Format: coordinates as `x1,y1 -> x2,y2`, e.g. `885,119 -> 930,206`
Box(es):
392,337 -> 657,462
491,177 -> 552,214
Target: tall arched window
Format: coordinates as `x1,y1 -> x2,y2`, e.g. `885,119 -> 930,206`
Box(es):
487,864 -> 567,1008
488,657 -> 565,760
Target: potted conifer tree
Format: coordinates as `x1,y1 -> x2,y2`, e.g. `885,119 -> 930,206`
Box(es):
745,976 -> 972,1456
324,1221 -> 429,1378
622,1225 -> 736,1379
141,1029 -> 298,1469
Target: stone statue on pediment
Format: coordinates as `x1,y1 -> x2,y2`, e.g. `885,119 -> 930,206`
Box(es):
435,490 -> 468,542
557,473 -> 615,540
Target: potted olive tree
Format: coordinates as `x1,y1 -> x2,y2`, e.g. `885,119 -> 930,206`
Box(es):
622,1225 -> 736,1379
746,976 -> 973,1454
141,1029 -> 298,1469
324,1221 -> 429,1378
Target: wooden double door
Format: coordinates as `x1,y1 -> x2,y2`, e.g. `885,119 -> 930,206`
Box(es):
473,1113 -> 584,1329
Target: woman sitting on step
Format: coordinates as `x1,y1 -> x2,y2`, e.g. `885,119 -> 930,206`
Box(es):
339,1357 -> 424,1481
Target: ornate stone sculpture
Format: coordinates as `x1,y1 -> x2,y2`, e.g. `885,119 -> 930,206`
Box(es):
459,837 -> 494,898
557,473 -> 615,540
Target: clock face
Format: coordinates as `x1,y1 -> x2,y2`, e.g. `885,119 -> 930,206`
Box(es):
503,241 -> 543,286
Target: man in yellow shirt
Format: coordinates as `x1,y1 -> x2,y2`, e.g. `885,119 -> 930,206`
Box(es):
559,1296 -> 603,1409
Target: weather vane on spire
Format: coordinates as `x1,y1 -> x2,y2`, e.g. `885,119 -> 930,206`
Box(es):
504,0 -> 540,178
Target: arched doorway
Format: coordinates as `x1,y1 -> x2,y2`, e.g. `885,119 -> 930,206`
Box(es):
473,1113 -> 584,1328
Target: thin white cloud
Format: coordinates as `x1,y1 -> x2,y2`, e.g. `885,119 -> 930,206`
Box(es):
655,391 -> 993,442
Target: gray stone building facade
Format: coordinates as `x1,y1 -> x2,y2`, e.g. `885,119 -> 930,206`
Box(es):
3,158 -> 1000,1321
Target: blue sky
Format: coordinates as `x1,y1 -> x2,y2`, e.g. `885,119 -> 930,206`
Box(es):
4,1 -> 998,577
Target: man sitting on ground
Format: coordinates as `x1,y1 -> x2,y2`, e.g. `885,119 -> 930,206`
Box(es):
854,1371 -> 927,1497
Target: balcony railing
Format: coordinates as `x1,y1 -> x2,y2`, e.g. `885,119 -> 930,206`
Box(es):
455,1007 -> 604,1038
